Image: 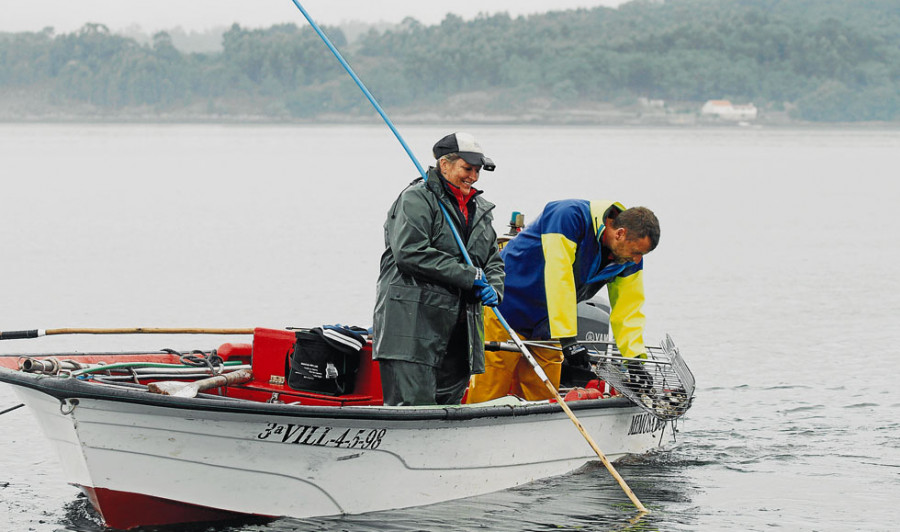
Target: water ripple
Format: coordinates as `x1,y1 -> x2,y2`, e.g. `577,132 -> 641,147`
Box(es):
844,402 -> 880,408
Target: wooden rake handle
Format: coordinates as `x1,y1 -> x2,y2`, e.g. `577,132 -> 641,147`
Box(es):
493,308 -> 649,513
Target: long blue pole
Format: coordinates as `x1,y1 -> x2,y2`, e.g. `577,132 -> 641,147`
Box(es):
288,1 -> 425,178
288,0 -> 473,264
287,1 -> 646,512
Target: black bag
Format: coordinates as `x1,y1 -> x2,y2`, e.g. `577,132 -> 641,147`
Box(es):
287,325 -> 365,395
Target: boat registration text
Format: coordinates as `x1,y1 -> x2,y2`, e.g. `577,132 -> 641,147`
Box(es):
257,422 -> 387,449
628,413 -> 665,435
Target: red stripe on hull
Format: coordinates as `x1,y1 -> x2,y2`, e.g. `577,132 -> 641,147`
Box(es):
81,485 -> 256,529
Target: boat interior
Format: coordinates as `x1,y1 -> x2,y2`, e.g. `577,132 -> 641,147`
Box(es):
3,326 -> 626,407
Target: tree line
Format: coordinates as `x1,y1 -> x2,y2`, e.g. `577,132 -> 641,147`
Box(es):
1,0 -> 898,122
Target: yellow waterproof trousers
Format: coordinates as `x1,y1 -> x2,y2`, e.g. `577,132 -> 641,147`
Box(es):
466,310 -> 562,403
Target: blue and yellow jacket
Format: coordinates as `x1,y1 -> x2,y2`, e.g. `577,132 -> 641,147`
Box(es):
498,199 -> 647,359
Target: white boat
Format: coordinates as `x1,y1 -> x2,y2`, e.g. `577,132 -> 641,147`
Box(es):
0,325 -> 689,529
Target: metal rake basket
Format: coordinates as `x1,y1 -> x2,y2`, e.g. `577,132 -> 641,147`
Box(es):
588,334 -> 696,421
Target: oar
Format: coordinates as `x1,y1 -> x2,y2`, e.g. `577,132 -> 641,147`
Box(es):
0,328 -> 254,340
489,340 -> 675,365
289,1 -> 648,513
147,369 -> 253,398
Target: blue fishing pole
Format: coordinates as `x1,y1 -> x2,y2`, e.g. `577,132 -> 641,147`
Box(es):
288,1 -> 647,512
287,0 -> 472,262
288,1 -> 427,180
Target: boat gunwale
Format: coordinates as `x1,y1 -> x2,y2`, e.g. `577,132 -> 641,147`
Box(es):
0,366 -> 638,422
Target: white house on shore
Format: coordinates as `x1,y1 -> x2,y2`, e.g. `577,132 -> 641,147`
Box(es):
701,100 -> 758,120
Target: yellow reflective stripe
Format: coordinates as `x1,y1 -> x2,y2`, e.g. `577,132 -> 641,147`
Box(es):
607,269 -> 647,359
541,233 -> 578,339
589,200 -> 626,236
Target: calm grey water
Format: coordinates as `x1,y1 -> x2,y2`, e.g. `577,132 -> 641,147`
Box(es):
1,124 -> 898,531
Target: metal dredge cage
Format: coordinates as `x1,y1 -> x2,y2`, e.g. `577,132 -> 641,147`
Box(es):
588,334 -> 696,421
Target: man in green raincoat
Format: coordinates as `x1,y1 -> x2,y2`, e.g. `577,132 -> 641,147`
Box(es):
373,132 -> 505,406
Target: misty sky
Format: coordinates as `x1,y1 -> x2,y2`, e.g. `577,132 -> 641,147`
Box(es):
1,0 -> 626,34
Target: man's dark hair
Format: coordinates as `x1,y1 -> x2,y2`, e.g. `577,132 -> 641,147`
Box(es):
610,207 -> 660,251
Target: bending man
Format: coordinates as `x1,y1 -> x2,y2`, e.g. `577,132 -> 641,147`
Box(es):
466,200 -> 659,402
373,132 -> 505,406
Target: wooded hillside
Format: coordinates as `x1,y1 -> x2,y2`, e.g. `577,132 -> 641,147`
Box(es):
2,0 -> 898,123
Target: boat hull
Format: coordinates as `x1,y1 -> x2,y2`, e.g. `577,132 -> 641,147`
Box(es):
6,372 -> 664,529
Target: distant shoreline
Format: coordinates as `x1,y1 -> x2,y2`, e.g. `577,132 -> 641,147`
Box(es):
2,113 -> 899,129
2,92 -> 898,128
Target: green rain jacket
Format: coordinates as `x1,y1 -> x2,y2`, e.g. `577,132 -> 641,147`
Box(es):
373,167 -> 505,373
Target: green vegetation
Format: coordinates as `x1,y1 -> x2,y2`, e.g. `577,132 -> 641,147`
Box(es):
2,0 -> 899,123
